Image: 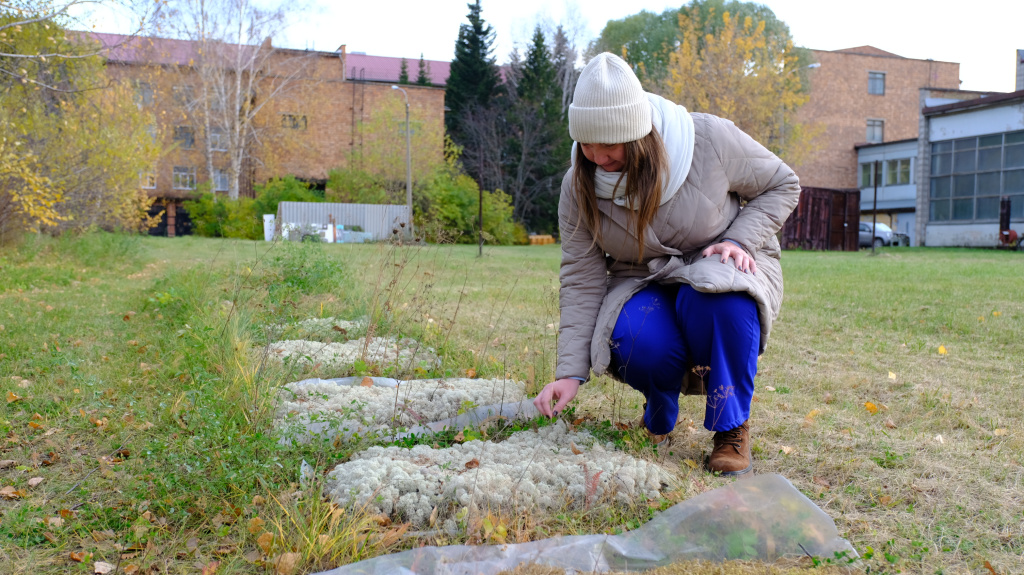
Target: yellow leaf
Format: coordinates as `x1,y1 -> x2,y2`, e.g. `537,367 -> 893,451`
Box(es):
864,402 -> 879,414
682,459 -> 699,470
570,441 -> 583,455
888,371 -> 896,380
993,428 -> 1007,436
780,446 -> 794,455
938,345 -> 947,355
247,517 -> 265,534
993,311 -> 1002,317
6,391 -> 22,403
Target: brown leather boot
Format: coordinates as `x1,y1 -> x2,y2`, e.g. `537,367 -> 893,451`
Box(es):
707,421 -> 752,476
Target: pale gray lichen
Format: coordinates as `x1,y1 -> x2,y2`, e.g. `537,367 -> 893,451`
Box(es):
268,317 -> 366,342
323,421 -> 673,527
276,377 -> 526,440
267,336 -> 439,372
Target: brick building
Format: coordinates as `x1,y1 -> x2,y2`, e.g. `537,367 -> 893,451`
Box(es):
92,33 -> 449,236
794,46 -> 960,191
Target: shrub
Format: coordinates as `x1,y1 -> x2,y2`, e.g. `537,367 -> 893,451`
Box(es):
184,193 -> 260,239
325,167 -> 390,204
252,176 -> 324,217
415,165 -> 524,245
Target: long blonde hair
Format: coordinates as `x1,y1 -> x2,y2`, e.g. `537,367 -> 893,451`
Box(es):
570,128 -> 667,261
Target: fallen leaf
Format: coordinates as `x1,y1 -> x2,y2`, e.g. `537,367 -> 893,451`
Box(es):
47,517 -> 65,528
803,409 -> 822,423
43,531 -> 58,543
453,430 -> 465,442
94,561 -> 115,574
823,392 -> 834,404
993,311 -> 1002,317
256,532 -> 274,555
186,537 -> 199,553
884,418 -> 897,429
0,486 -> 20,499
935,434 -> 945,444
124,565 -> 140,575
252,495 -> 265,506
274,552 -> 301,575
359,377 -> 373,387
764,386 -> 776,392
888,371 -> 897,380
202,560 -> 221,574
993,428 -> 1008,436
812,476 -> 831,489
984,560 -> 999,575
570,441 -> 583,455
59,508 -> 75,519
682,459 -> 699,470
6,391 -> 22,403
0,460 -> 16,469
248,517 -> 265,534
42,451 -> 60,465
123,311 -> 135,321
464,458 -> 480,469
70,551 -> 87,562
243,550 -> 262,563
780,446 -> 794,455
28,421 -> 43,429
938,345 -> 947,355
864,402 -> 879,414
879,495 -> 892,505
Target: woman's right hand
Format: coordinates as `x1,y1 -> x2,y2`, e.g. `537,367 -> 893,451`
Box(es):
532,378 -> 581,418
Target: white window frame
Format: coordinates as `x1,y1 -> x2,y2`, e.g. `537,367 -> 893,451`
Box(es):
866,119 -> 884,144
213,168 -> 230,192
868,71 -> 886,95
172,166 -> 197,190
209,127 -> 228,152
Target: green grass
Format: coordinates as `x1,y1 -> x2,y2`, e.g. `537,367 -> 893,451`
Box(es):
1,235 -> 1022,574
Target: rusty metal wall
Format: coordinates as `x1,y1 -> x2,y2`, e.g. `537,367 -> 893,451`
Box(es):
781,187 -> 860,251
275,202 -> 410,241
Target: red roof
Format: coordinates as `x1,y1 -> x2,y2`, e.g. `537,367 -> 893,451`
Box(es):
79,32 -> 449,86
346,53 -> 449,86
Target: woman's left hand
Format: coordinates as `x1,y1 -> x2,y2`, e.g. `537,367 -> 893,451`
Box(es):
702,241 -> 757,275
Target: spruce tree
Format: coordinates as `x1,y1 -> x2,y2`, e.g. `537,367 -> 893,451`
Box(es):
445,0 -> 501,138
416,53 -> 431,85
398,58 -> 409,84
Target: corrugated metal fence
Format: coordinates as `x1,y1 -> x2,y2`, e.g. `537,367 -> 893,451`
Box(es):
276,202 -> 410,241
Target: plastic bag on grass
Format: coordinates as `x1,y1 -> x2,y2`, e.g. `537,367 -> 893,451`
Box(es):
314,474 -> 855,575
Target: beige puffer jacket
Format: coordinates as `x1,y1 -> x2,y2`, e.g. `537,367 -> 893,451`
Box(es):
556,113 -> 800,389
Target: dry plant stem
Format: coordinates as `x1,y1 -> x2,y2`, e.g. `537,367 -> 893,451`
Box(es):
479,275 -> 521,367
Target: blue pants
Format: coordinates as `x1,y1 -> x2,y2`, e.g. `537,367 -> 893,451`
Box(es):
609,283 -> 760,434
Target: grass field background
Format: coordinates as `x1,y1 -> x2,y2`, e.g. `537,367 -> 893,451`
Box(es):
0,233 -> 1021,574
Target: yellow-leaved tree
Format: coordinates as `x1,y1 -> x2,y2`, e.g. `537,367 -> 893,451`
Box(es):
659,8 -> 818,167
0,7 -> 161,240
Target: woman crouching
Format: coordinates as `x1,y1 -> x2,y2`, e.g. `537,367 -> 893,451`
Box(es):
533,53 -> 800,476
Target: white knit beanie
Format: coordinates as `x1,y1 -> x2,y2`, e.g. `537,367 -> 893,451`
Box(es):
568,52 -> 652,144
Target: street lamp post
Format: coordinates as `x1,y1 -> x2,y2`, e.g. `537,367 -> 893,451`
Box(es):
391,85 -> 413,241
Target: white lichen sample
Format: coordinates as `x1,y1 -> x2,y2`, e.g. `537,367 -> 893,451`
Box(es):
268,317 -> 365,341
324,421 -> 673,527
267,336 -> 439,372
277,377 -> 526,437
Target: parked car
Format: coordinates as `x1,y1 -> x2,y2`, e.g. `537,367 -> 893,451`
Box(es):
859,222 -> 893,248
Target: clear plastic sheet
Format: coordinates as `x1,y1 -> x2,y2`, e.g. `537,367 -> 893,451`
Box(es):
277,377 -> 539,445
314,474 -> 855,575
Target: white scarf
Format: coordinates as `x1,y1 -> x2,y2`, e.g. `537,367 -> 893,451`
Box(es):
570,93 -> 695,210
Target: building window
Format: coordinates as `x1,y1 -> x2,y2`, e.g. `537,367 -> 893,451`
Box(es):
173,126 -> 195,150
281,114 -> 307,130
213,168 -> 230,192
868,71 -> 886,95
210,127 -> 228,151
930,130 -> 1024,222
134,81 -> 153,107
859,162 -> 876,188
866,119 -> 884,144
886,158 -> 912,186
172,166 -> 197,190
139,171 -> 156,189
172,85 -> 194,106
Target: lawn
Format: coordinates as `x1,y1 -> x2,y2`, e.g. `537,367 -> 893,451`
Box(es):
0,233 -> 1021,574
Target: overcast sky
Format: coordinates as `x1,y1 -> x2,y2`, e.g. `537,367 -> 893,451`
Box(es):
86,0 -> 1022,93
